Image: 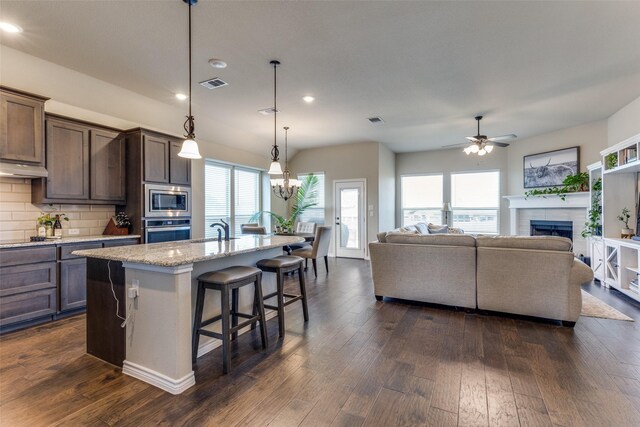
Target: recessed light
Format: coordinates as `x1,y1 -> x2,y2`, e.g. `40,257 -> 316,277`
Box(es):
0,22 -> 23,33
208,58 -> 227,69
175,93 -> 188,101
302,96 -> 315,103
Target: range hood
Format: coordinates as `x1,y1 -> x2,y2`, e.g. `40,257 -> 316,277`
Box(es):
0,162 -> 48,178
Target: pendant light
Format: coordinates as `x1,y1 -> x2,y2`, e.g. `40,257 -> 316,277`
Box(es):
178,0 -> 202,159
271,126 -> 300,201
267,60 -> 283,175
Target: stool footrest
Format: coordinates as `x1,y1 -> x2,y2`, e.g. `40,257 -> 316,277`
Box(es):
198,329 -> 223,340
283,294 -> 303,306
231,318 -> 261,333
201,314 -> 223,328
263,291 -> 279,300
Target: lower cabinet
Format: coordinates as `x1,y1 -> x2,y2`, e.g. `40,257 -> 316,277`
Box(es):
59,258 -> 87,312
0,238 -> 140,333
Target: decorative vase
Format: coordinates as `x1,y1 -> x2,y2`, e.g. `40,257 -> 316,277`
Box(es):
622,228 -> 633,236
45,225 -> 53,237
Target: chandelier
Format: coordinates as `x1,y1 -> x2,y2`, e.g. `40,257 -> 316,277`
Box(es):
177,0 -> 202,159
271,126 -> 300,201
267,60 -> 283,175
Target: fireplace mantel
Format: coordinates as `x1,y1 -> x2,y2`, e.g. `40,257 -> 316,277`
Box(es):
503,192 -> 590,255
504,192 -> 590,209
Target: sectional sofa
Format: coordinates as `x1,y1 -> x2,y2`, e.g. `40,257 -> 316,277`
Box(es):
369,232 -> 594,326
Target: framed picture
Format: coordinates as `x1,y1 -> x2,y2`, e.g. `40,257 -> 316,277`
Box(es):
523,146 -> 580,189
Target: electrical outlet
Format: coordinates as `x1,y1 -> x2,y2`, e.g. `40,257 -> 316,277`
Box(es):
128,280 -> 140,299
67,228 -> 80,235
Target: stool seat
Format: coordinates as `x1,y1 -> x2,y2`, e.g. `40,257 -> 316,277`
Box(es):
198,266 -> 261,285
256,255 -> 303,269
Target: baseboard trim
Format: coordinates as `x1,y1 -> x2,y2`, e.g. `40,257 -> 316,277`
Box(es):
122,360 -> 195,395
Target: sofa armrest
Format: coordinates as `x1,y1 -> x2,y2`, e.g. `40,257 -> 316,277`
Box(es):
571,258 -> 594,287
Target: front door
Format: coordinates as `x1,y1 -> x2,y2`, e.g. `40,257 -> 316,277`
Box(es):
334,180 -> 366,259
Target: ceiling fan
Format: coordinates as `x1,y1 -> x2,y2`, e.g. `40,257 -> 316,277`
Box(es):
445,116 -> 517,156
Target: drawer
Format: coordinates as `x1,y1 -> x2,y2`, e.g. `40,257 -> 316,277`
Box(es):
0,262 -> 57,297
102,239 -> 139,248
0,288 -> 56,326
0,246 -> 57,267
59,242 -> 103,260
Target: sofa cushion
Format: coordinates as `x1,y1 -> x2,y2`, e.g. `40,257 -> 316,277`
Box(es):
428,224 -> 449,234
377,226 -> 419,243
476,235 -> 572,251
385,233 -> 476,247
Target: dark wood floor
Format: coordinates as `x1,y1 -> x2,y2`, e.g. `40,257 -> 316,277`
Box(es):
2,259 -> 640,426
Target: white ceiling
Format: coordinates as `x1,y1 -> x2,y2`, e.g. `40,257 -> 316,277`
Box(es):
1,1 -> 639,154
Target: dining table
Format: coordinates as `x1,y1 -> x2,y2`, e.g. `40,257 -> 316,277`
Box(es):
275,232 -> 315,254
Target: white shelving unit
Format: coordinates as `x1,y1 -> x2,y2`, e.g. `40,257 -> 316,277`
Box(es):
600,133 -> 640,302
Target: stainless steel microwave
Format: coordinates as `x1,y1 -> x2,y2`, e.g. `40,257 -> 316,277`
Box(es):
144,184 -> 191,218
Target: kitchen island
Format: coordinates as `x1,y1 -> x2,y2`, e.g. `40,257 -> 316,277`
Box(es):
73,234 -> 304,394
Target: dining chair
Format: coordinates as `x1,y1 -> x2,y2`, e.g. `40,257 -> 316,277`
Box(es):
292,226 -> 332,278
241,224 -> 267,235
296,222 -> 316,234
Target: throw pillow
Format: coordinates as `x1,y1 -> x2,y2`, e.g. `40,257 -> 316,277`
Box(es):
414,222 -> 429,234
428,224 -> 449,234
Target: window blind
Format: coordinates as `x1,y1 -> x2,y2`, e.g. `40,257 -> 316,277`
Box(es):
234,168 -> 261,235
401,174 -> 443,226
451,171 -> 500,234
204,162 -> 231,238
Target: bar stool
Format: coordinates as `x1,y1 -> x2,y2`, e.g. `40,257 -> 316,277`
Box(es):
255,256 -> 309,338
192,266 -> 268,373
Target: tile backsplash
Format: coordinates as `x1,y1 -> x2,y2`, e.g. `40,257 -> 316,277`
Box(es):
0,177 -> 115,243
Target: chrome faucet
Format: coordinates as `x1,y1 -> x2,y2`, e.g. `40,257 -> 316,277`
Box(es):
210,219 -> 230,242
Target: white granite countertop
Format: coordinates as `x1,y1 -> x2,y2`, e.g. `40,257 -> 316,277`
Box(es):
0,235 -> 141,249
72,235 -> 305,267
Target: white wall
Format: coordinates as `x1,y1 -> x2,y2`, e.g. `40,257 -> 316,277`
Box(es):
507,120 -> 608,195
608,95 -> 640,146
289,142 -> 381,255
395,147 -> 510,235
0,46 -> 270,239
378,144 -> 396,233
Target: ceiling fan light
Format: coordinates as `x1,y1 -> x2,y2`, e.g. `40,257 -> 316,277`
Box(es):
178,139 -> 202,159
268,161 -> 283,175
463,146 -> 471,155
478,148 -> 487,156
470,145 -> 479,153
485,145 -> 494,153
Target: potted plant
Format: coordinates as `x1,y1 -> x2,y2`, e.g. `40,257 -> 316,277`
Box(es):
251,174 -> 319,233
524,172 -> 589,201
581,177 -> 602,238
618,207 -> 633,236
605,153 -> 618,170
37,206 -> 69,237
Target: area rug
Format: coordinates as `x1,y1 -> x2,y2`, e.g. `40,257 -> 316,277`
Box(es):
581,290 -> 634,321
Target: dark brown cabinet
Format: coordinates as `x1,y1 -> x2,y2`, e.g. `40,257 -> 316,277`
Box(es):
0,87 -> 48,165
59,258 -> 87,312
170,139 -> 191,185
91,129 -> 126,202
143,135 -> 170,183
0,246 -> 57,329
0,238 -> 140,334
32,115 -> 126,204
41,118 -> 90,200
142,133 -> 191,185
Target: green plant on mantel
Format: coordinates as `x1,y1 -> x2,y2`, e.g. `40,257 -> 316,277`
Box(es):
605,152 -> 618,170
524,172 -> 589,201
581,177 -> 602,238
250,174 -> 319,232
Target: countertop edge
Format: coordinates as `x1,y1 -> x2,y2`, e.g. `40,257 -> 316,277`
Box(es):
73,236 -> 305,267
0,235 -> 141,249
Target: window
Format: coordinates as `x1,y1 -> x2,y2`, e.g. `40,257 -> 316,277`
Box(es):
297,172 -> 325,224
401,174 -> 443,226
451,171 -> 500,234
205,160 -> 262,238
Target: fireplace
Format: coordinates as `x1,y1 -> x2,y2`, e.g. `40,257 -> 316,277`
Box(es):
530,220 -> 573,241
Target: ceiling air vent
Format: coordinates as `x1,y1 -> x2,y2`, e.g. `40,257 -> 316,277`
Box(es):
368,117 -> 384,124
199,78 -> 228,89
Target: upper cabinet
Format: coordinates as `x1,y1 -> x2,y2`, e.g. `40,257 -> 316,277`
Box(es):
0,87 -> 48,165
32,115 -> 126,204
170,139 -> 191,186
91,129 -> 126,203
141,131 -> 191,185
143,135 -> 170,183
